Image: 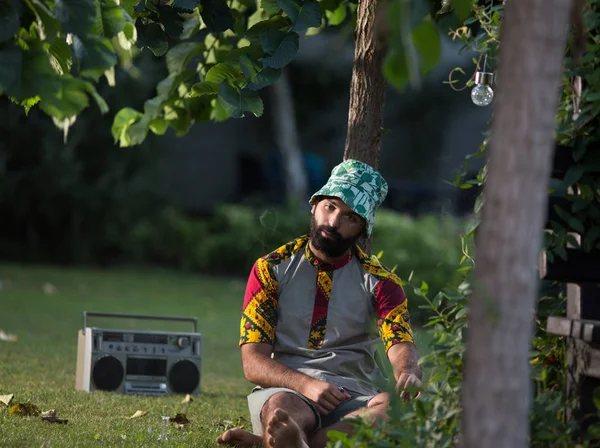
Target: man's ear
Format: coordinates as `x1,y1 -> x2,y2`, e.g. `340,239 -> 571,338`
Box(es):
311,204 -> 316,214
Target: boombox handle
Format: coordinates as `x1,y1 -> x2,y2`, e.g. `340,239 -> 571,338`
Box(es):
82,312 -> 198,334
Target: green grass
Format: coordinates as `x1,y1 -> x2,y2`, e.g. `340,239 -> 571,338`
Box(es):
0,264 -> 430,447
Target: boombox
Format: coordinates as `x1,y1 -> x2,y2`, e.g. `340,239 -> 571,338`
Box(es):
75,312 -> 202,395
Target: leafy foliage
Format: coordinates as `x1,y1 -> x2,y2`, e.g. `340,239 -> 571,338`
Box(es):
2,0 -> 468,146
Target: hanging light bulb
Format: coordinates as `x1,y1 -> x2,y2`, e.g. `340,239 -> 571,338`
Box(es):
471,55 -> 494,107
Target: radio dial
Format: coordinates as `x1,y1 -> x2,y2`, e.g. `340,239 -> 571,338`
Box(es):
177,337 -> 189,349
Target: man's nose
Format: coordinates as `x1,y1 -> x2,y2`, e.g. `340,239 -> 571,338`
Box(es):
328,212 -> 341,228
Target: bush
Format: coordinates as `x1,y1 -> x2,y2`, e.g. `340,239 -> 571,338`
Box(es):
129,204 -> 467,323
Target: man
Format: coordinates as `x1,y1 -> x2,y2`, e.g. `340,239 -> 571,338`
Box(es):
217,160 -> 422,448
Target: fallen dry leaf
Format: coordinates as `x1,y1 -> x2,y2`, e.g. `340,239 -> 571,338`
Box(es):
170,413 -> 190,430
126,410 -> 147,419
0,329 -> 17,342
9,403 -> 40,416
42,283 -> 57,295
0,394 -> 14,407
181,394 -> 193,404
41,415 -> 68,424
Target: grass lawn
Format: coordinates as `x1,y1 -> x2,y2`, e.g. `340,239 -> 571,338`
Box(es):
0,263 -> 430,447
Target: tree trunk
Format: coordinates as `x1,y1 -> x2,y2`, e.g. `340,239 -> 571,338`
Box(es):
270,68 -> 308,205
461,1 -> 573,447
343,0 -> 388,254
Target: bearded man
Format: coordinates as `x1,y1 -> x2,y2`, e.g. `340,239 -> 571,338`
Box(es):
217,160 -> 422,448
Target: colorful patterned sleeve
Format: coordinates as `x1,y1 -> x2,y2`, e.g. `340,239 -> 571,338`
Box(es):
374,276 -> 414,351
239,258 -> 279,346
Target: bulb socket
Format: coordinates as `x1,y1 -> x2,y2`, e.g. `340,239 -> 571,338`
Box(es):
474,71 -> 494,86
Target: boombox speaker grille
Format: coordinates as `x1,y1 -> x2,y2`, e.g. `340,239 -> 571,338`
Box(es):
169,360 -> 200,393
92,356 -> 124,391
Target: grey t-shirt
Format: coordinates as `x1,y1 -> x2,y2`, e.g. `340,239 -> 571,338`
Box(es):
240,234 -> 414,396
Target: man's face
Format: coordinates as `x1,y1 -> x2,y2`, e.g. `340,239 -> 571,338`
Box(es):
310,197 -> 365,258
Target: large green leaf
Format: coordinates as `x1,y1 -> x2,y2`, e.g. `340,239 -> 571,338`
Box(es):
239,53 -> 281,90
37,77 -> 94,120
0,0 -> 21,43
453,0 -> 474,22
54,0 -> 97,37
174,0 -> 201,11
205,62 -> 243,83
27,0 -> 61,41
412,19 -> 441,74
112,107 -> 143,146
166,42 -> 205,74
158,5 -> 185,38
383,47 -> 410,92
48,39 -> 73,75
218,81 -> 263,118
136,21 -> 169,56
200,0 -> 234,32
156,70 -> 195,96
260,0 -> 280,15
73,35 -> 118,80
0,45 -> 22,96
260,29 -> 299,69
93,0 -> 128,38
246,15 -> 291,42
191,81 -> 219,96
277,0 -> 322,32
325,5 -> 346,26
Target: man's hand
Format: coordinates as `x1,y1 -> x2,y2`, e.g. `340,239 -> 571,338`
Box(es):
395,372 -> 422,401
299,378 -> 351,415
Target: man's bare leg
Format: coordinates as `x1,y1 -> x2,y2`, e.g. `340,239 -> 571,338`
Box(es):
307,392 -> 390,448
216,428 -> 262,447
260,392 -> 316,445
265,408 -> 310,448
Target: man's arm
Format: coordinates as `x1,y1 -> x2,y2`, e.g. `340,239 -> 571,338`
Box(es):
387,342 -> 422,401
239,259 -> 349,413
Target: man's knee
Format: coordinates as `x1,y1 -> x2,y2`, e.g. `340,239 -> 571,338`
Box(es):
367,392 -> 390,411
261,392 -> 315,430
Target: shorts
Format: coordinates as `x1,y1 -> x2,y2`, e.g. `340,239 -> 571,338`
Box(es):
247,386 -> 376,435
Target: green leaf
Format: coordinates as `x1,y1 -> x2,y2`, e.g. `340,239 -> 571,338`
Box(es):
260,30 -> 299,69
239,53 -> 281,90
112,107 -> 143,146
174,0 -> 201,11
583,226 -> 600,252
594,387 -> 600,411
149,117 -> 168,135
563,165 -> 585,187
27,0 -> 61,41
260,0 -> 280,15
200,0 -> 234,32
73,35 -> 118,81
156,70 -> 195,96
158,5 -> 185,38
553,204 -> 585,234
54,0 -> 97,37
383,47 -> 410,92
0,45 -> 22,96
325,5 -> 346,26
0,0 -> 21,43
166,42 -> 204,74
278,0 -> 322,32
412,19 -> 441,74
94,0 -> 128,38
455,307 -> 468,319
205,62 -> 243,83
48,39 -> 72,75
191,81 -> 219,96
137,22 -> 169,56
452,0 -> 474,22
246,15 -> 291,42
218,81 -> 263,118
37,77 -> 92,120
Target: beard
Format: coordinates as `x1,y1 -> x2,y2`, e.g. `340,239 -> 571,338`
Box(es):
309,214 -> 362,258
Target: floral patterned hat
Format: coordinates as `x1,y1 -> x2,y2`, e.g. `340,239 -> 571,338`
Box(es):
309,159 -> 388,236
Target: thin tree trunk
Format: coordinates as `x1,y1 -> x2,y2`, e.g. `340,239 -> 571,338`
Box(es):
461,1 -> 573,447
343,0 -> 388,254
270,68 -> 308,205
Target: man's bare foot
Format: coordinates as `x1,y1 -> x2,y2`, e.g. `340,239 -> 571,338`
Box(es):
265,408 -> 309,448
216,427 -> 262,447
